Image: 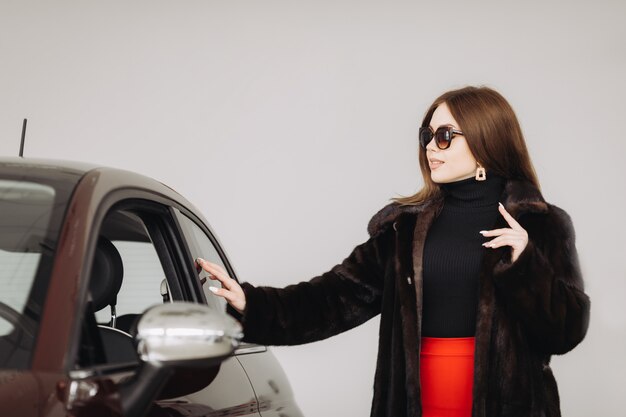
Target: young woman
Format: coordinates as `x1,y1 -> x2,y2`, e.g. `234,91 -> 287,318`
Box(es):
197,86 -> 590,417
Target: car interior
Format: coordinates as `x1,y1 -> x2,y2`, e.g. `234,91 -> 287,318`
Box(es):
78,208 -> 173,368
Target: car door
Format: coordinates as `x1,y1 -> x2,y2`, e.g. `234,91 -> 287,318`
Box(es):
68,197 -> 260,417
173,208 -> 304,417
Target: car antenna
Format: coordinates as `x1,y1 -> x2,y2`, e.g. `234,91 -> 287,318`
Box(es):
19,118 -> 27,157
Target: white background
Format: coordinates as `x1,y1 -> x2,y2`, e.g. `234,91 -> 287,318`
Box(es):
1,1 -> 625,415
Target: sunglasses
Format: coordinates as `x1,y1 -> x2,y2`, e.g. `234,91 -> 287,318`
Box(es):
419,125 -> 464,150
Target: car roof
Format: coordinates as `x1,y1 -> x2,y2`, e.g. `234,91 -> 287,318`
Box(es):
0,156 -> 202,217
0,156 -> 100,181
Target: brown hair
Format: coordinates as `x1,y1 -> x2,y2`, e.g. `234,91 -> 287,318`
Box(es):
393,86 -> 540,205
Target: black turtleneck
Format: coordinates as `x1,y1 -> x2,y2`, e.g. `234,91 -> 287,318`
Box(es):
421,175 -> 506,337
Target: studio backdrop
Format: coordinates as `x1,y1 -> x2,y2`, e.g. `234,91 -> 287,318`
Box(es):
1,1 -> 624,416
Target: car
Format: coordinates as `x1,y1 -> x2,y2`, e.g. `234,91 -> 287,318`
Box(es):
0,156 -> 304,417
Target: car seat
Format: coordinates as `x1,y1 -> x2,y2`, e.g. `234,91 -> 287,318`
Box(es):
89,236 -> 137,364
90,236 -> 123,326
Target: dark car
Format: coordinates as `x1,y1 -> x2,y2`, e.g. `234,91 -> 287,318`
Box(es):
0,157 -> 304,417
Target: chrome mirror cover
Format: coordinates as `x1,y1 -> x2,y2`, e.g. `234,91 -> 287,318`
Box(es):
135,302 -> 243,364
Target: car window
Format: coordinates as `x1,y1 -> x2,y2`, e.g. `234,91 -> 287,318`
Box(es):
0,251 -> 41,335
0,178 -> 70,370
174,211 -> 228,313
76,205 -> 182,368
0,181 -> 55,333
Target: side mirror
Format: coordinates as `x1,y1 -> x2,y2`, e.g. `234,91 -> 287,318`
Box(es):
120,302 -> 243,417
136,302 -> 243,365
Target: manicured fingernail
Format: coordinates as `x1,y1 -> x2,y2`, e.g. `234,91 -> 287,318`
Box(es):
209,286 -> 218,293
196,257 -> 204,264
498,202 -> 504,208
479,230 -> 487,234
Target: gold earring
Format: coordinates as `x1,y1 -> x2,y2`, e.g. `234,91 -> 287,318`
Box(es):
475,163 -> 486,181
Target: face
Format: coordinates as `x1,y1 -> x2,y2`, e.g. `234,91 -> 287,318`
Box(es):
425,102 -> 478,184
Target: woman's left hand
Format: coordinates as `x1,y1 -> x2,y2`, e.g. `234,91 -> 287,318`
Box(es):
480,203 -> 529,263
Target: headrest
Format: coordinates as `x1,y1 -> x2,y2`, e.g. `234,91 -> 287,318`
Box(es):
89,237 -> 124,312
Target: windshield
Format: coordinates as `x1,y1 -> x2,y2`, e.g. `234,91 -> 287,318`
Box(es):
0,174 -> 75,369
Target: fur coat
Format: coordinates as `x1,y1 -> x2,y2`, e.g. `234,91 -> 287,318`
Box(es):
227,179 -> 591,417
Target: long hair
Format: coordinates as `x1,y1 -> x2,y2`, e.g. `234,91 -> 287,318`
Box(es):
393,86 -> 540,205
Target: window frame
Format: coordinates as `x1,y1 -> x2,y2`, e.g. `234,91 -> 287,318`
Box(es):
72,197 -> 206,373
172,206 -> 241,283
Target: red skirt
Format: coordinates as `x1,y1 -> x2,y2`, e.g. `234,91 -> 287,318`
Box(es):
420,336 -> 475,417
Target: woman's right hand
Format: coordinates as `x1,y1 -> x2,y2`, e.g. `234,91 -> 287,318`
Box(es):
195,257 -> 246,315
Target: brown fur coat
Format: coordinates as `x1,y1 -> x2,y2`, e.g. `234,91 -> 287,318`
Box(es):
228,179 -> 590,417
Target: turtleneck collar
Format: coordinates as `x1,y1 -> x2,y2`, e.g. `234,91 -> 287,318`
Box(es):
439,174 -> 506,209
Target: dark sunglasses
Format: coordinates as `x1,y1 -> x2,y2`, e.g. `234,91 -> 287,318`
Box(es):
419,125 -> 464,150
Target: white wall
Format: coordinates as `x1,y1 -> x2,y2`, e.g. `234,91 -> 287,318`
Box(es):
1,1 -> 624,415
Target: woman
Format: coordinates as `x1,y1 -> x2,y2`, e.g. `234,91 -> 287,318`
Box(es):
196,86 -> 590,417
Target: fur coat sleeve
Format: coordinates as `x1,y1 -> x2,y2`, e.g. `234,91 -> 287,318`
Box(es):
491,204 -> 590,355
227,225 -> 395,345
